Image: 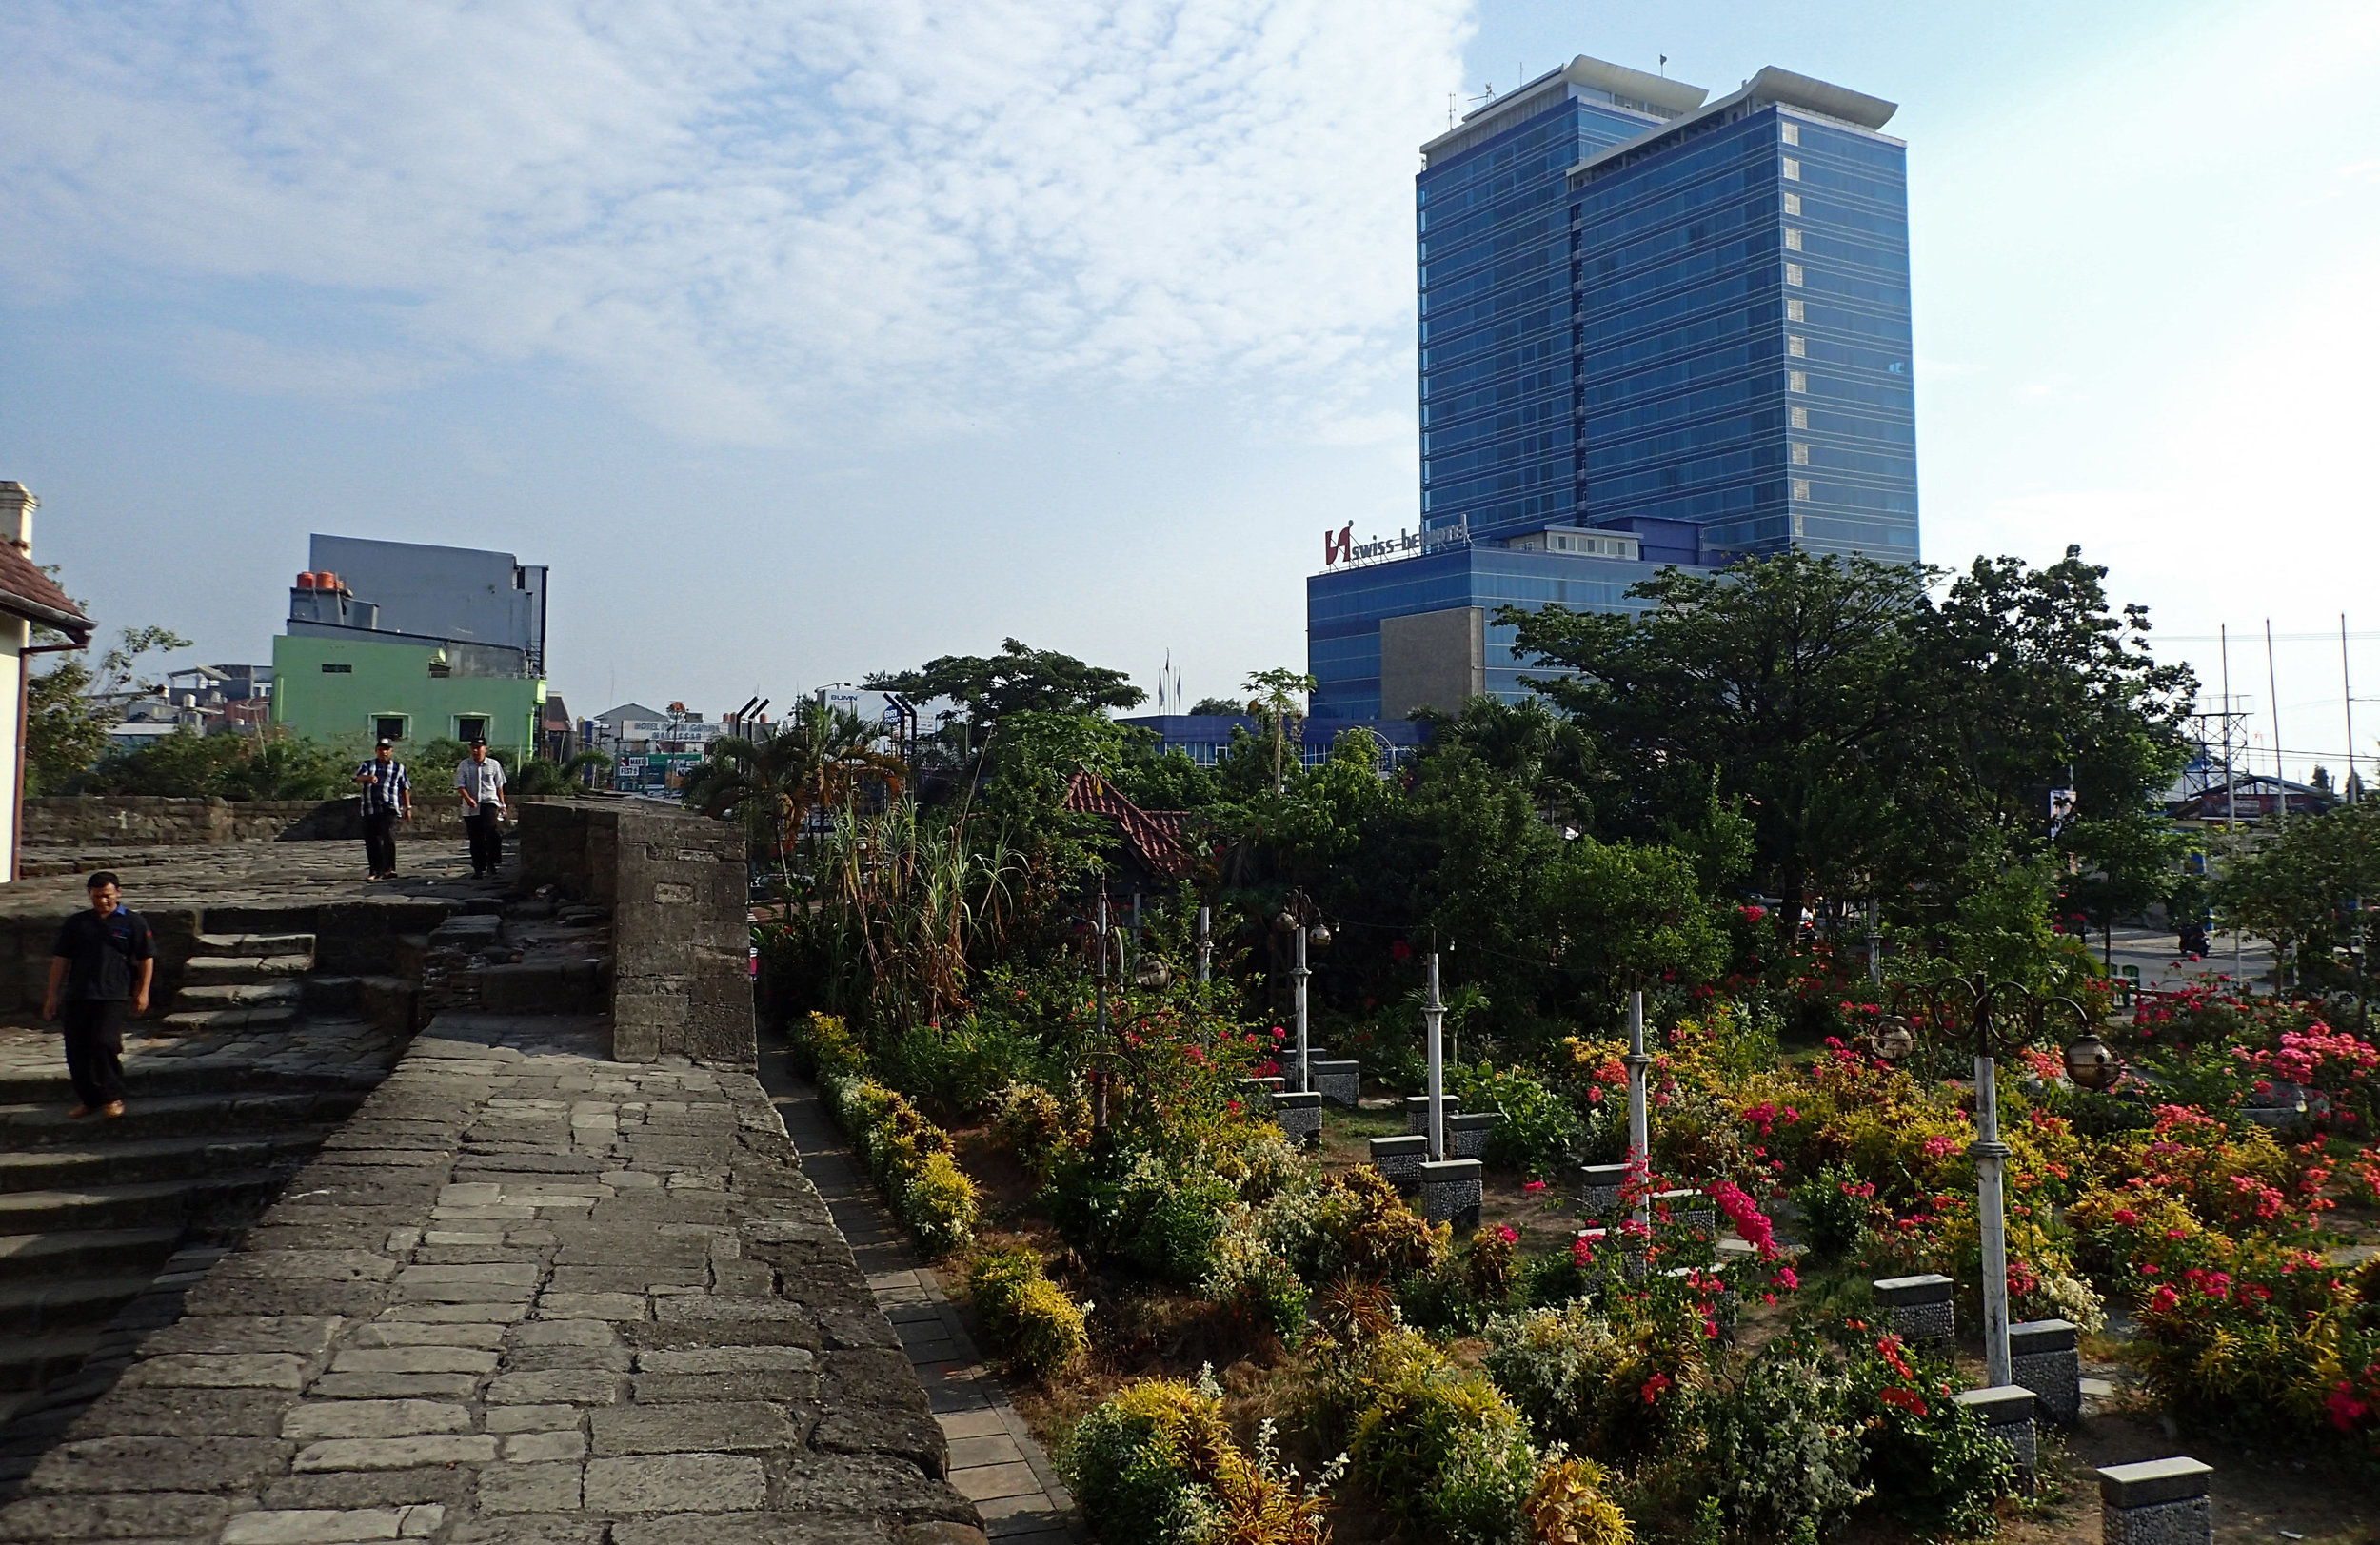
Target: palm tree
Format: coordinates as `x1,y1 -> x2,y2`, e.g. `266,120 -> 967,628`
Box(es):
684,701 -> 907,864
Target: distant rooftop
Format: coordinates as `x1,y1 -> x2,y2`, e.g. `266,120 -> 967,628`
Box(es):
1421,55 -> 1708,165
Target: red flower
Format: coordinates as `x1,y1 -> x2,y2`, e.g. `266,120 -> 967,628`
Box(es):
1878,1386 -> 1930,1417
1523,1179 -> 1547,1194
1640,1373 -> 1672,1404
1497,1224 -> 1518,1246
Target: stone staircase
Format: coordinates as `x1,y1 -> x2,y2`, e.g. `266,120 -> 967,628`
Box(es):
0,1046 -> 380,1487
162,931 -> 315,1033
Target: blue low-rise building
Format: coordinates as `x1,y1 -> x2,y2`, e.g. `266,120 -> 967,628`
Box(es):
1120,714 -> 1428,770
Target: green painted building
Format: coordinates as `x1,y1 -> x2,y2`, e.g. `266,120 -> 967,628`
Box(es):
269,536 -> 548,755
271,630 -> 544,753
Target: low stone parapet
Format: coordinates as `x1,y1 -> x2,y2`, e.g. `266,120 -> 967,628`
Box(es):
1444,1111 -> 1500,1160
1954,1384 -> 2038,1478
1367,1134 -> 1428,1189
1873,1274 -> 1955,1348
1418,1159 -> 1482,1231
2010,1318 -> 2081,1425
2098,1456 -> 2212,1545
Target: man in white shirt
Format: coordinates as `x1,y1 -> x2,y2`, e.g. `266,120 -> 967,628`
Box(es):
454,740 -> 508,876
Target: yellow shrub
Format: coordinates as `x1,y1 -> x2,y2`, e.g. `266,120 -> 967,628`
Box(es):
970,1247 -> 1086,1378
904,1148 -> 981,1257
1523,1455 -> 1633,1545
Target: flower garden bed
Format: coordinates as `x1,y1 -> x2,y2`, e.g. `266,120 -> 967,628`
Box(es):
781,962 -> 2380,1543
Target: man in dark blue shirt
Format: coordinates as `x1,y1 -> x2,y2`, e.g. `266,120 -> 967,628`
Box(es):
353,739 -> 413,880
43,872 -> 155,1118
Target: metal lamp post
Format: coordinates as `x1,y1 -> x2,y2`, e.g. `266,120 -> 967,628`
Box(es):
1625,985 -> 1651,1229
1885,974 -> 2092,1386
1272,894 -> 1327,1093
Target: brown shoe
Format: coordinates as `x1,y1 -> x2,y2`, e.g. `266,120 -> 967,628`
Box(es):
67,1104 -> 93,1119
99,1101 -> 125,1119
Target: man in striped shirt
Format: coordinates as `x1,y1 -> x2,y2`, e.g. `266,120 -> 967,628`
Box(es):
352,740 -> 412,880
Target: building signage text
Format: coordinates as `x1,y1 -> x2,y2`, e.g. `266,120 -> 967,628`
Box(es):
1320,516 -> 1469,569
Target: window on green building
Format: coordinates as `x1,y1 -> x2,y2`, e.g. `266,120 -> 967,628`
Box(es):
321,663 -> 352,674
374,716 -> 408,743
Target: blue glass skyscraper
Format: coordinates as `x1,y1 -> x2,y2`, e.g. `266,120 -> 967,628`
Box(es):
1309,57 -> 1917,719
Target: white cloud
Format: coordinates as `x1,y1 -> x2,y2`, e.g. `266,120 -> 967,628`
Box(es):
0,0 -> 1468,443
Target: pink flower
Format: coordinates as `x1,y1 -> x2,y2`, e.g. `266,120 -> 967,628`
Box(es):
2112,1208 -> 2140,1227
1523,1179 -> 1547,1194
1497,1224 -> 1518,1245
1640,1372 -> 1672,1404
1775,1266 -> 1799,1291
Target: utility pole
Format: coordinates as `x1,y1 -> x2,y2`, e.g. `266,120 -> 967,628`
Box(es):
2267,620 -> 2287,833
1625,986 -> 1651,1231
2344,615 -> 2357,805
1424,941 -> 1447,1161
2224,626 -> 2242,980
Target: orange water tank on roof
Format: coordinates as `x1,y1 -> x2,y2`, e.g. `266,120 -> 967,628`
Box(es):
318,572 -> 341,592
296,572 -> 317,588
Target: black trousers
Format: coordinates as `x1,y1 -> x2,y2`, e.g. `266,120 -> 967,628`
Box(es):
61,1000 -> 129,1107
466,807 -> 504,873
362,809 -> 398,875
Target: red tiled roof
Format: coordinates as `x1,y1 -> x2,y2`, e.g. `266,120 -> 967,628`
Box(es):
0,546 -> 92,637
1063,770 -> 1197,881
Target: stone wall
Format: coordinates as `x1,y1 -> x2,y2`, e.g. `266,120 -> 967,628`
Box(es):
520,800 -> 753,1067
27,797 -> 468,847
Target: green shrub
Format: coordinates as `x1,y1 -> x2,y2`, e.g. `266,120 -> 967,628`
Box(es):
1706,1339 -> 1869,1540
1522,1455 -> 1636,1545
1790,1162 -> 1881,1258
1481,1297 -> 1707,1460
795,1011 -> 870,1080
1451,1060 -> 1584,1177
995,1082 -> 1090,1183
1123,1168 -> 1237,1285
1849,1335 -> 2015,1538
1262,1165 -> 1449,1285
1347,1338 -> 1538,1545
970,1248 -> 1088,1378
884,1016 -> 1041,1119
904,1149 -> 982,1257
1202,1207 -> 1310,1338
1062,1377 -> 1327,1545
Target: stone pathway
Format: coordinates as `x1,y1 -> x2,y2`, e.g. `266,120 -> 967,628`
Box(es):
757,1043 -> 1083,1545
0,1013 -> 981,1545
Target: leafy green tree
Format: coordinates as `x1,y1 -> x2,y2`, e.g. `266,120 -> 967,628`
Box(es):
865,639 -> 1145,734
26,624 -> 193,794
1507,552 -> 1933,940
82,728 -> 352,800
2217,800 -> 2380,991
1242,666 -> 1316,795
1185,696 -> 1244,717
1534,833 -> 1729,998
1411,696 -> 1599,834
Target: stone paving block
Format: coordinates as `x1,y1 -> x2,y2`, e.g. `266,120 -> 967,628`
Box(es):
609,1519 -> 891,1545
138,1316 -> 348,1357
119,1352 -> 313,1390
0,1491 -> 235,1540
215,1250 -> 400,1283
220,1504 -> 446,1543
629,1370 -> 823,1404
62,1387 -> 293,1439
382,1301 -> 529,1323
486,1370 -> 626,1405
23,1435 -> 292,1495
485,1405 -> 582,1434
635,1346 -> 815,1376
308,1373 -> 482,1400
767,1453 -> 975,1521
813,1410 -> 947,1476
351,1322 -> 508,1350
949,1463 -> 1042,1504
533,1292 -> 647,1320
293,1434 -> 499,1471
330,1345 -> 503,1375
283,1401 -> 474,1441
583,1453 -> 767,1514
507,1319 -> 619,1349
477,1463 -> 586,1515
262,1469 -> 475,1509
504,1431 -> 588,1462
590,1402 -> 799,1456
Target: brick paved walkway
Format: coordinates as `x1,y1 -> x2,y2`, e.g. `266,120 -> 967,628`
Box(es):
757,1043 -> 1083,1545
0,1013 -> 980,1545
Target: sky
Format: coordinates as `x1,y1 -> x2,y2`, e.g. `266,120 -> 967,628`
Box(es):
2,0 -> 2376,782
